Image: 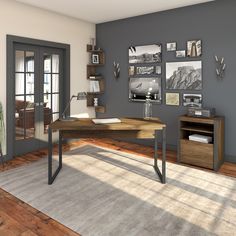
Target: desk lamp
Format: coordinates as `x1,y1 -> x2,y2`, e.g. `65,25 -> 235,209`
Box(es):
60,92 -> 87,121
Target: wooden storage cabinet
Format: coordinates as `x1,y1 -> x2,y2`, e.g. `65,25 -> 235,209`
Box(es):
86,44 -> 105,113
178,115 -> 224,170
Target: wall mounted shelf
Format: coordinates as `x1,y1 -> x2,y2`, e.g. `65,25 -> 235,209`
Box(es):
86,44 -> 106,114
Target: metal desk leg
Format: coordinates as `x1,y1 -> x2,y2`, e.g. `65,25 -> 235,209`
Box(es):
48,128 -> 62,185
162,127 -> 166,184
153,128 -> 166,184
59,131 -> 62,168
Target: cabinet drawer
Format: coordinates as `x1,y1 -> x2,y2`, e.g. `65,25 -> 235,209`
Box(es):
180,139 -> 213,169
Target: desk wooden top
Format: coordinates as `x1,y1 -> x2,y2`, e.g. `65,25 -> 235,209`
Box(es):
50,117 -> 166,131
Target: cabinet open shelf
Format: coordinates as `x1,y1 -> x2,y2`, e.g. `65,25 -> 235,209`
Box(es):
87,76 -> 103,80
87,64 -> 105,67
181,126 -> 214,134
87,92 -> 104,95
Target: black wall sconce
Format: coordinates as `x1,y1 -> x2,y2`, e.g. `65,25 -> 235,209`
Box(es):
113,61 -> 120,79
215,55 -> 226,79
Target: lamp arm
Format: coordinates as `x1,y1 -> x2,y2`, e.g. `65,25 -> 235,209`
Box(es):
61,95 -> 77,119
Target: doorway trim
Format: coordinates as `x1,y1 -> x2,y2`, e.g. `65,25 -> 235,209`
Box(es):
6,35 -> 70,161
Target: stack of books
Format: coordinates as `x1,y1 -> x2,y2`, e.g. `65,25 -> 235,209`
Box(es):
89,81 -> 100,93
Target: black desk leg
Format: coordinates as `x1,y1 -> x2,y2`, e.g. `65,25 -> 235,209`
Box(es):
48,128 -> 63,185
162,127 -> 166,184
153,127 -> 166,184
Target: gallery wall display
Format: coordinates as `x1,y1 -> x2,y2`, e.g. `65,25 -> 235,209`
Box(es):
166,42 -> 177,51
165,93 -> 180,106
187,40 -> 202,57
129,77 -> 162,103
129,44 -> 162,63
165,61 -> 202,90
183,94 -> 202,107
128,38 -> 203,106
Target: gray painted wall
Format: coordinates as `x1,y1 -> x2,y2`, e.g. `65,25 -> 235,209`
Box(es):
96,0 -> 236,162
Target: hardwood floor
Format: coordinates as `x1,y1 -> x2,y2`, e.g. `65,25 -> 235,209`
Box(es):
0,138 -> 235,235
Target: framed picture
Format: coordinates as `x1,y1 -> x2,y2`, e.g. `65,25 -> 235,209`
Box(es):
129,66 -> 135,76
166,42 -> 177,52
129,77 -> 162,103
187,40 -> 202,57
166,61 -> 202,90
165,93 -> 180,106
183,94 -> 202,107
156,65 -> 162,74
176,50 -> 186,58
92,54 -> 99,64
129,44 -> 162,63
136,66 -> 155,75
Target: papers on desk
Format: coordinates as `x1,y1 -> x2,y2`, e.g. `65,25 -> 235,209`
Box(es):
189,134 -> 212,143
92,118 -> 121,124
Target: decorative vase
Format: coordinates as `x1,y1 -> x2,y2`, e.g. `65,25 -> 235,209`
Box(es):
143,94 -> 152,119
91,38 -> 96,51
94,98 -> 98,107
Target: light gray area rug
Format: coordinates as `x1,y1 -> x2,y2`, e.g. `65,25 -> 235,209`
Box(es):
0,145 -> 236,236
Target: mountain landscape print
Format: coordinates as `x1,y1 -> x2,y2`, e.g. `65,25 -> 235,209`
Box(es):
165,61 -> 202,90
129,44 -> 162,63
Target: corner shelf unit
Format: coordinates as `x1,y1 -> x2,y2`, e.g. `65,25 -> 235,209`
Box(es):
178,115 -> 224,170
86,44 -> 105,114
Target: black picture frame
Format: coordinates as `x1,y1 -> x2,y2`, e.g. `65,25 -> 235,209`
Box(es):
92,54 -> 99,64
166,42 -> 177,52
129,77 -> 162,103
187,39 -> 202,57
129,44 -> 162,64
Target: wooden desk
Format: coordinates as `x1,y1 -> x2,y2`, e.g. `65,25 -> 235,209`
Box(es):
48,118 -> 167,184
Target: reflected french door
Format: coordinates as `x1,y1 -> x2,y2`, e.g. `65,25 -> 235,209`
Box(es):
14,44 -> 63,155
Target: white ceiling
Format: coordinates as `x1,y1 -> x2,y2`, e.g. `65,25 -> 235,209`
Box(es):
15,0 -> 214,24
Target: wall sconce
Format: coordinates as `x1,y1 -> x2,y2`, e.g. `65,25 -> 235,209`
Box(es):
215,55 -> 226,79
113,61 -> 120,79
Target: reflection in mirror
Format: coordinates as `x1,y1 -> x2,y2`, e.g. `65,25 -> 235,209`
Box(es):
44,74 -> 51,93
44,54 -> 51,73
25,95 -> 35,139
44,94 -> 51,109
15,51 -> 24,72
52,54 -> 59,73
15,95 -> 35,140
15,73 -> 24,95
26,73 -> 34,94
52,94 -> 59,113
26,51 -> 34,72
52,74 -> 59,93
53,113 -> 59,122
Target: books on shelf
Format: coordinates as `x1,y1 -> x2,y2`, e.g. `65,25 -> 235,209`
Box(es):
189,134 -> 212,144
89,80 -> 100,93
89,75 -> 102,80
